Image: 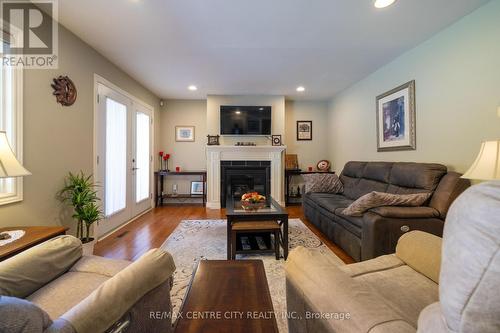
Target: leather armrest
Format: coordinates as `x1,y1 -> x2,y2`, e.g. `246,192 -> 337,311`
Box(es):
369,206 -> 441,219
61,249 -> 176,333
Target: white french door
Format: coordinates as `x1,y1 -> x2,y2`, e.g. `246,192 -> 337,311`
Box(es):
95,82 -> 153,238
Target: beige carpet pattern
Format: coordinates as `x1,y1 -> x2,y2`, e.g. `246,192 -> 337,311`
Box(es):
161,218 -> 344,332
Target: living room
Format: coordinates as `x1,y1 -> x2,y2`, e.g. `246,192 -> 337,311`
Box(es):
0,0 -> 499,332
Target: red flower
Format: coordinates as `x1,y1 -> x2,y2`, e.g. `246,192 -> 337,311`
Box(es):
165,154 -> 171,159
159,151 -> 164,156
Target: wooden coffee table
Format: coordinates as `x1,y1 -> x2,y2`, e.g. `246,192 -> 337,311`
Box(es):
226,196 -> 289,260
174,260 -> 278,333
0,226 -> 68,261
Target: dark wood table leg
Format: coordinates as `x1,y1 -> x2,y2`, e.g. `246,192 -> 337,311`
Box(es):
274,230 -> 280,260
159,174 -> 165,206
227,217 -> 232,260
231,230 -> 237,260
283,217 -> 289,260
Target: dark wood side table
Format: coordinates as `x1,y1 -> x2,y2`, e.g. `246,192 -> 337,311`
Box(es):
174,260 -> 279,333
154,170 -> 207,207
0,226 -> 68,261
285,169 -> 336,206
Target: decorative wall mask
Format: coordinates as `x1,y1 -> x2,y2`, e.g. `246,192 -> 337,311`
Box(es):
51,75 -> 77,106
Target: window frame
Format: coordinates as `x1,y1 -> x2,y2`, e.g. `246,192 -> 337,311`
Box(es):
0,31 -> 24,205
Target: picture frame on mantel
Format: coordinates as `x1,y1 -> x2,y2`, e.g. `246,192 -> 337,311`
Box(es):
376,80 -> 416,152
296,121 -> 312,141
175,126 -> 195,142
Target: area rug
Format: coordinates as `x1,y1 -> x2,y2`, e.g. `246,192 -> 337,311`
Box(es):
160,219 -> 345,333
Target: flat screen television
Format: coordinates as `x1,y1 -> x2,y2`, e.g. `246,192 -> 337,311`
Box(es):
220,106 -> 272,135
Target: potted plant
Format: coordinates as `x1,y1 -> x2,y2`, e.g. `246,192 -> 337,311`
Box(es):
59,171 -> 103,255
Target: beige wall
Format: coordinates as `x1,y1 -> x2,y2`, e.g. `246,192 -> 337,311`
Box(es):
327,0 -> 500,173
285,100 -> 330,170
0,25 -> 160,230
159,99 -> 207,196
207,95 -> 285,145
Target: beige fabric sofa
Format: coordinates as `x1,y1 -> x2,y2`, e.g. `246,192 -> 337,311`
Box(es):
286,181 -> 500,333
0,235 -> 176,333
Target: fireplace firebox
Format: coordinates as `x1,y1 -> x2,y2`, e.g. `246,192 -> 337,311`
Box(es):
220,161 -> 271,208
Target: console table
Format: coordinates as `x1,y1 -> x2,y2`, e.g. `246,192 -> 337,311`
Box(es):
0,226 -> 68,261
154,170 -> 207,207
285,169 -> 336,206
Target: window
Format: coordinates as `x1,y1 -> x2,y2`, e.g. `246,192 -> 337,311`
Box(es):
0,43 -> 23,205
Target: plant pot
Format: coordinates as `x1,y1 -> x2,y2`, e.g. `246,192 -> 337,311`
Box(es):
81,237 -> 95,256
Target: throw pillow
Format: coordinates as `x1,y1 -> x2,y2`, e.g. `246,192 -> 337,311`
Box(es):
0,296 -> 53,332
342,191 -> 432,216
303,173 -> 343,194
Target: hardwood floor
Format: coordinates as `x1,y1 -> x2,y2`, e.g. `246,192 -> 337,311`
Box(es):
94,205 -> 355,264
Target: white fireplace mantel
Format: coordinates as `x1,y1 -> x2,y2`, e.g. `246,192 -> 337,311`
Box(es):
206,145 -> 287,209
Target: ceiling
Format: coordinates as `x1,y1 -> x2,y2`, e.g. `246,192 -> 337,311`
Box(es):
57,0 -> 489,100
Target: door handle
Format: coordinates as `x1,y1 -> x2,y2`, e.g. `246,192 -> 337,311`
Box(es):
132,167 -> 139,171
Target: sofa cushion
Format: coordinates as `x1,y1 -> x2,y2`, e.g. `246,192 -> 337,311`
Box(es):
310,194 -> 353,214
70,255 -> 131,277
333,212 -> 363,237
27,272 -> 110,319
439,182 -> 500,332
357,265 -> 439,327
285,246 -> 414,332
303,173 -> 343,194
339,254 -> 404,277
342,191 -> 432,217
0,296 -> 53,332
388,163 -> 446,193
0,235 -> 82,298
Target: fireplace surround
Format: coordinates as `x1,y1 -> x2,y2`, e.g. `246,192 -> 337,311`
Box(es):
206,145 -> 286,209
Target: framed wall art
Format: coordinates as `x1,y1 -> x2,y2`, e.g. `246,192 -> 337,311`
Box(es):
191,181 -> 204,195
296,120 -> 312,141
376,80 -> 416,152
175,126 -> 195,142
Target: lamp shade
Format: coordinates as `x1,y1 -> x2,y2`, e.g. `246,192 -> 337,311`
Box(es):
0,131 -> 31,178
462,140 -> 500,180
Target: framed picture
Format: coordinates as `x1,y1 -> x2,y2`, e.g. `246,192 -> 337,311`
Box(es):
271,134 -> 282,146
285,154 -> 299,170
175,126 -> 195,142
297,121 -> 312,141
376,81 -> 416,152
191,181 -> 204,195
207,135 -> 220,145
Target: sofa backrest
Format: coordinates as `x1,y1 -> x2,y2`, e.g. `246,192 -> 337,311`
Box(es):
437,181 -> 500,333
0,235 -> 82,298
340,161 -> 447,200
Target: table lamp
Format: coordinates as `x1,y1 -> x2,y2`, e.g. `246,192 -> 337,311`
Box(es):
462,140 -> 500,180
0,130 -> 31,240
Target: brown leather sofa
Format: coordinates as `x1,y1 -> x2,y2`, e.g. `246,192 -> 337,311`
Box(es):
303,161 -> 470,261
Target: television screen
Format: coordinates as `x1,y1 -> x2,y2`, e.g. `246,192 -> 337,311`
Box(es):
220,106 -> 272,135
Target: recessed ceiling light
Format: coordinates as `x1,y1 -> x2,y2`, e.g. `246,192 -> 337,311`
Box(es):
235,111 -> 241,115
296,86 -> 305,92
374,0 -> 396,9
188,85 -> 197,91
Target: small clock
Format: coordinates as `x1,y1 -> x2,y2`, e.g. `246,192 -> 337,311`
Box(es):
317,160 -> 331,172
272,135 -> 282,146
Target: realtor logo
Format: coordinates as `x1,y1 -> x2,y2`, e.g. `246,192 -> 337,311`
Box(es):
1,0 -> 58,68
